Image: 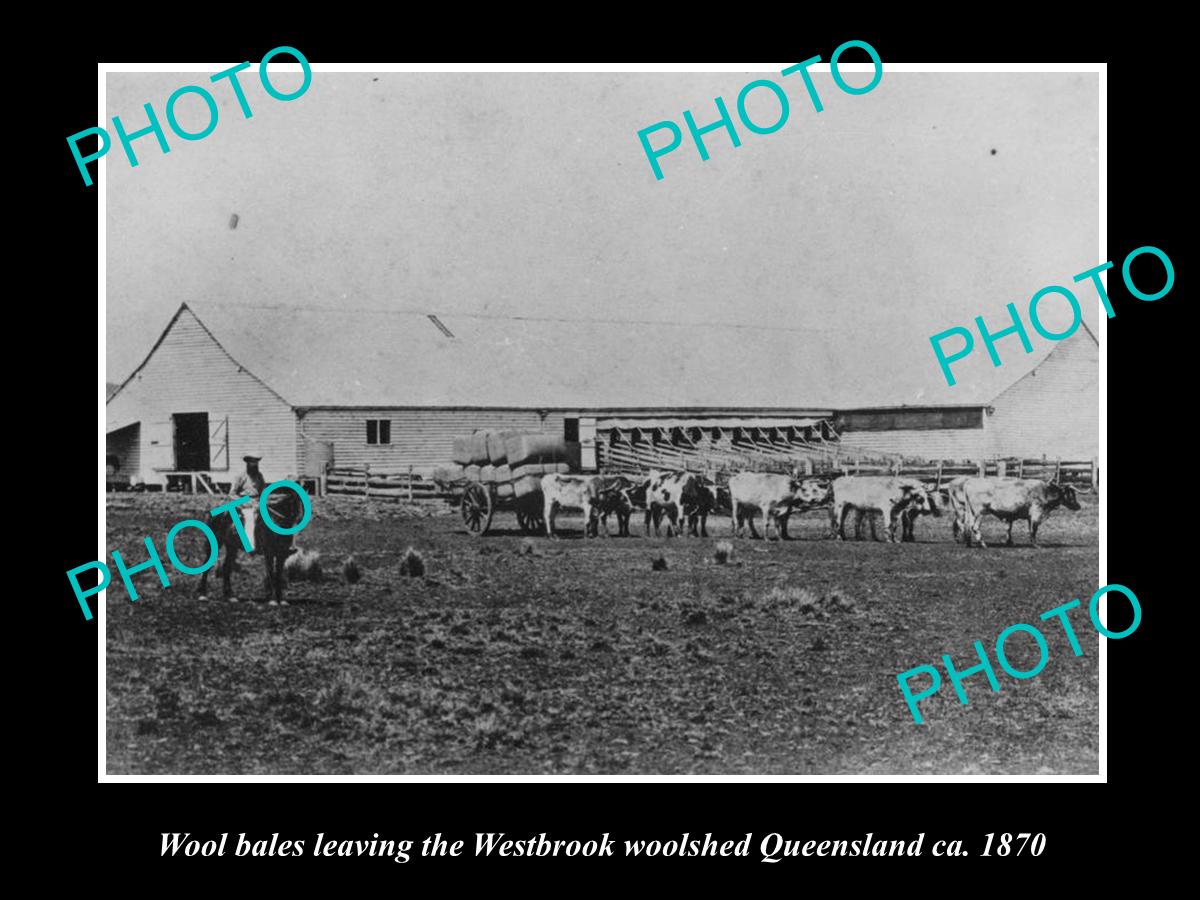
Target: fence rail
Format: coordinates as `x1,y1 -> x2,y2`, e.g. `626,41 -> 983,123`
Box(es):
314,454 -> 1098,503
598,445 -> 1099,490
320,465 -> 456,502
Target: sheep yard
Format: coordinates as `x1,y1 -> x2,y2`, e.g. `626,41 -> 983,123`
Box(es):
105,493 -> 1100,775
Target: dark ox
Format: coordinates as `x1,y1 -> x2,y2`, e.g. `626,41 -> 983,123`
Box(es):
959,477 -> 1083,548
588,475 -> 639,537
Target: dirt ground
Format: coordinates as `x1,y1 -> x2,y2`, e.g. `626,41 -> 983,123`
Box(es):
105,492 -> 1100,775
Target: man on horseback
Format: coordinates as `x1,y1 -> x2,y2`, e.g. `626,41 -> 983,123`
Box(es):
230,452 -> 266,551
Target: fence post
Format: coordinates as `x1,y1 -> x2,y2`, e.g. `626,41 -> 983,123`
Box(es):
408,464 -> 414,501
997,460 -> 1006,478
977,459 -> 986,477
1017,458 -> 1024,479
364,463 -> 371,500
935,460 -> 943,489
1091,457 -> 1098,490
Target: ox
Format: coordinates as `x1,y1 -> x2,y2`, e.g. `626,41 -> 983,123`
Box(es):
829,476 -> 929,543
776,478 -> 833,540
542,474 -> 630,538
643,470 -> 716,537
681,480 -> 719,537
587,475 -> 639,537
856,479 -> 944,542
729,472 -> 826,540
958,477 -> 1082,548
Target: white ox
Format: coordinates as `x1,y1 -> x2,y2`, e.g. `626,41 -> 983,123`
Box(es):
541,474 -> 630,539
728,472 -> 829,541
830,476 -> 930,543
956,477 -> 1083,548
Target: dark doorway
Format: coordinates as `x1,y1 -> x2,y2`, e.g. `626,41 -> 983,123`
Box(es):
173,412 -> 210,471
563,418 -> 579,442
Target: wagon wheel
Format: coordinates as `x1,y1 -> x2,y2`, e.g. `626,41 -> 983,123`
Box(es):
461,482 -> 493,536
516,496 -> 545,535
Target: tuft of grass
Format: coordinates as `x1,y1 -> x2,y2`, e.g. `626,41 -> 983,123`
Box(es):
651,554 -> 669,571
763,584 -> 858,617
284,546 -> 323,582
400,547 -> 426,577
342,556 -> 362,584
713,541 -> 734,565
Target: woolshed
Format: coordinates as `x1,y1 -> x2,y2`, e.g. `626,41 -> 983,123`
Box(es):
105,303 -> 1099,490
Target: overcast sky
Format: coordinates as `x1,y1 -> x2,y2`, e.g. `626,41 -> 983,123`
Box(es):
106,69 -> 1099,399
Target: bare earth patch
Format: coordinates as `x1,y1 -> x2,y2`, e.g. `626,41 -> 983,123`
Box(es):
105,494 -> 1099,774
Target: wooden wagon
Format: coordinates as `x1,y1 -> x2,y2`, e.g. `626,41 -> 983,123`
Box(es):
439,431 -> 583,536
455,478 -> 546,536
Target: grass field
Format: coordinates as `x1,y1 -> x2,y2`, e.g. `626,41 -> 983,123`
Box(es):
105,492 -> 1100,775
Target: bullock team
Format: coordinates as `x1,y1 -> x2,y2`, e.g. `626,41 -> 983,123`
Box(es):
538,470 -> 1086,547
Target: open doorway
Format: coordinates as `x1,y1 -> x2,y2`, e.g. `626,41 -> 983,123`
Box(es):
173,413 -> 210,471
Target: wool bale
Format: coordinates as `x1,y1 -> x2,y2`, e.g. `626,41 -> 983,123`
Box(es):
512,461 -> 571,480
496,482 -> 515,498
512,474 -> 543,498
486,430 -> 519,464
432,464 -> 464,483
505,435 -> 581,469
479,465 -> 496,483
451,433 -> 491,466
464,465 -> 481,481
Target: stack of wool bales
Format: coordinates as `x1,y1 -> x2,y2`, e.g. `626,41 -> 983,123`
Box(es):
449,430 -> 581,498
505,434 -> 579,498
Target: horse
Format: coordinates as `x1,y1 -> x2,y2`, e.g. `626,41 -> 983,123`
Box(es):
197,490 -> 306,605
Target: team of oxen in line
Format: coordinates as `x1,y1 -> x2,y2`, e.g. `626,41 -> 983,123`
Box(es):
538,470 -> 1085,548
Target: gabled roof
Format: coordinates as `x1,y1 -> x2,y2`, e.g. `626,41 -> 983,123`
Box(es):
108,302 -> 1096,411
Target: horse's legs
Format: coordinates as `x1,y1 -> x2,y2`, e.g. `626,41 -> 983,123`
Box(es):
276,549 -> 288,606
265,547 -> 277,605
224,544 -> 239,603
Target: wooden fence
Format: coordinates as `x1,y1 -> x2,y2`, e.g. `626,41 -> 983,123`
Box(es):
320,465 -> 453,502
316,455 -> 1098,503
598,441 -> 1098,490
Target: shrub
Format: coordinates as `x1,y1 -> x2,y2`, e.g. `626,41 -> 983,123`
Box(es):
400,547 -> 426,577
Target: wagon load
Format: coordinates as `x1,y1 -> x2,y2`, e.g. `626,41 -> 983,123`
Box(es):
451,432 -> 491,466
504,434 -> 582,470
480,465 -> 513,483
511,461 -> 571,480
487,431 -> 519,464
449,430 -> 584,537
432,464 -> 464,483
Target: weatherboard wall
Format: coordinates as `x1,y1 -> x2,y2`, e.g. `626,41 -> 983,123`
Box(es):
986,328 -> 1099,460
105,307 -> 299,485
296,408 -> 565,474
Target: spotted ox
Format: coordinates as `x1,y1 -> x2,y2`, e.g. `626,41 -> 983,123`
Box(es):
776,478 -> 833,540
642,470 -> 714,537
959,477 -> 1083,548
829,476 -> 929,543
729,472 -> 825,541
541,474 -> 631,538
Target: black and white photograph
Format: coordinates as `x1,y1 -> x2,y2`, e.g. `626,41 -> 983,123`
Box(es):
101,63 -> 1101,776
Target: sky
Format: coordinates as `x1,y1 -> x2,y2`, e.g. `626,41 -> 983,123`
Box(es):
106,68 -> 1100,405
